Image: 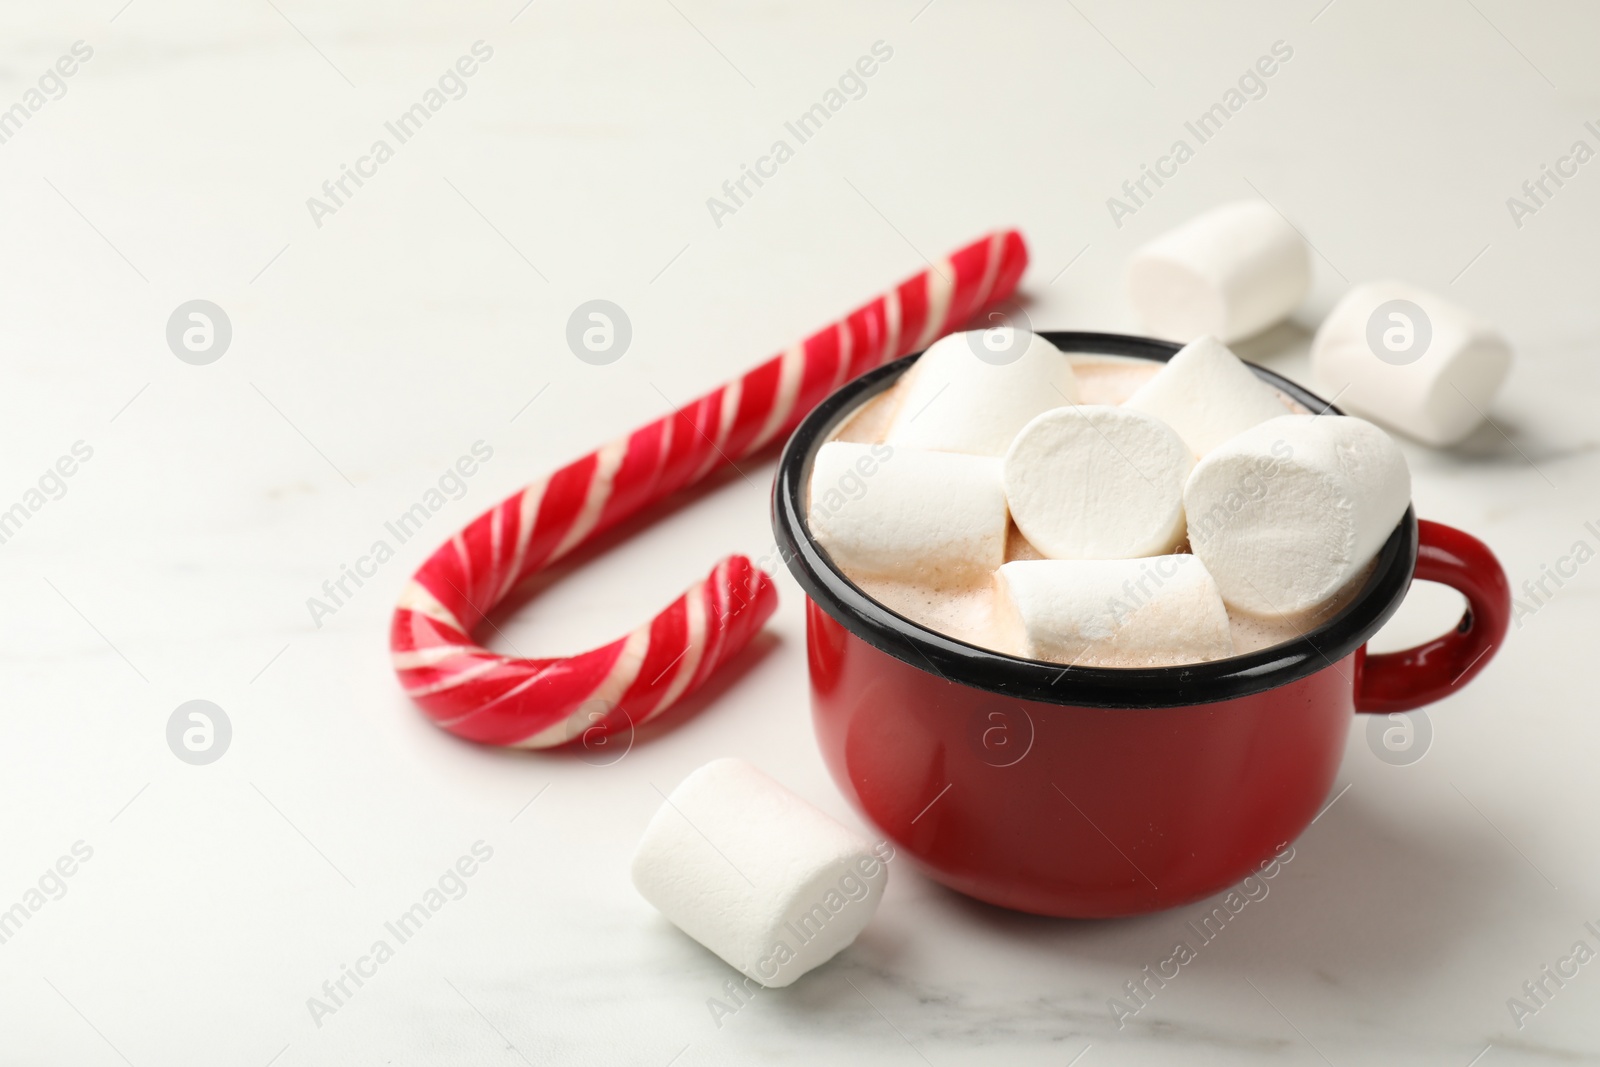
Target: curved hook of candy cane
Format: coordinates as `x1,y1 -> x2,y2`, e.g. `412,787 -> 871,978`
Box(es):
391,551 -> 776,748
391,229 -> 1029,749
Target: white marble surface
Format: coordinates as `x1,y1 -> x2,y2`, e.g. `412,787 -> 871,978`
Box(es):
0,0 -> 1597,1063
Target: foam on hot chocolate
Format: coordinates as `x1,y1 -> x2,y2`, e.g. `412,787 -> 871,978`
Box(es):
820,353 -> 1373,665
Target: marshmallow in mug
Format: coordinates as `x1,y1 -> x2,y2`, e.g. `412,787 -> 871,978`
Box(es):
1310,279 -> 1513,447
883,329 -> 1079,456
632,758 -> 889,988
1185,414 -> 1411,617
996,555 -> 1233,666
1128,201 -> 1311,343
808,440 -> 1007,583
1003,405 -> 1191,560
1123,334 -> 1295,457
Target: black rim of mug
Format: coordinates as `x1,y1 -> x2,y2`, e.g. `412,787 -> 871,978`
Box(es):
771,330 -> 1419,709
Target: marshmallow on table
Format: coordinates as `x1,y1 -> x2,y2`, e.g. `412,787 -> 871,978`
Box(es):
1310,279 -> 1514,447
995,555 -> 1233,666
884,330 -> 1078,456
632,758 -> 889,989
1184,414 -> 1411,617
1003,406 -> 1191,560
1123,334 -> 1292,457
809,440 -> 1007,584
1128,201 -> 1311,343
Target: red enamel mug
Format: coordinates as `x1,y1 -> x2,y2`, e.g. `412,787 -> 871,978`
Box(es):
772,331 -> 1510,918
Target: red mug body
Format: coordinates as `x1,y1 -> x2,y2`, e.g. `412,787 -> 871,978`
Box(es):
809,599 -> 1354,916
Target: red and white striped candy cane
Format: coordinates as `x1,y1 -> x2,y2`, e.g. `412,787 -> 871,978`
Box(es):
390,230 -> 1029,748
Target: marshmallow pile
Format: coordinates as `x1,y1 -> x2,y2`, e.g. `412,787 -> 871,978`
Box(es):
809,331 -> 1411,667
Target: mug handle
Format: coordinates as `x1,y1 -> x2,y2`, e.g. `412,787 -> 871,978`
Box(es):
1355,519 -> 1511,714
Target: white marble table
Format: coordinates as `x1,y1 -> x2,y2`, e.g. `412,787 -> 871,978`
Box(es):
0,0 -> 1596,1063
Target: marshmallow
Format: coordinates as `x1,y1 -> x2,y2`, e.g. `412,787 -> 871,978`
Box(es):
884,330 -> 1079,456
632,758 -> 889,988
1309,280 -> 1514,447
1122,334 -> 1292,457
809,440 -> 1007,584
1184,414 -> 1410,617
1003,406 -> 1192,560
995,556 -> 1233,666
1128,201 -> 1311,343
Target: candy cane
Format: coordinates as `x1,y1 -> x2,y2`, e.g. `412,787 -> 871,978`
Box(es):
391,230 -> 1029,748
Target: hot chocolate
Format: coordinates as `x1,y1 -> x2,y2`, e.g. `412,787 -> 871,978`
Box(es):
815,351 -> 1374,666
